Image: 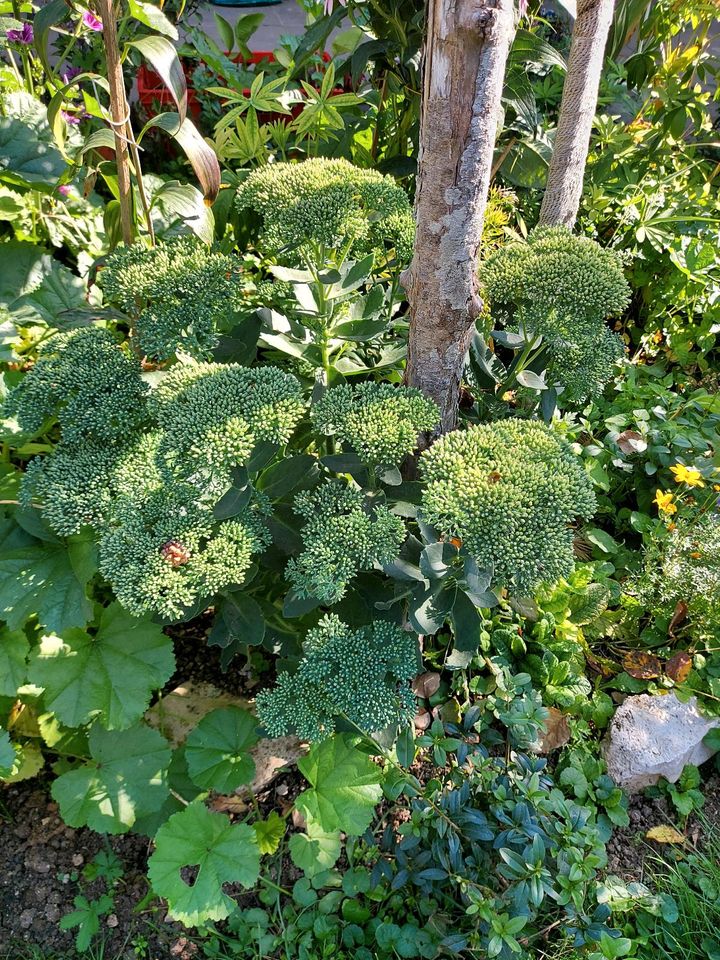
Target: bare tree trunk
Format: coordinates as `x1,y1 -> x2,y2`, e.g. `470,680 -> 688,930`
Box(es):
404,0 -> 516,434
538,0 -> 615,228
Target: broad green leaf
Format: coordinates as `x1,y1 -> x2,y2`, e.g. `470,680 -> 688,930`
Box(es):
129,35 -> 186,119
185,706 -> 258,793
296,735 -> 383,835
148,800 -> 260,925
0,625 -> 28,696
0,115 -> 66,189
2,740 -> 44,782
0,728 -> 16,777
289,820 -> 341,877
0,240 -> 53,305
29,603 -> 175,730
128,0 -> 178,39
51,723 -> 171,834
0,531 -> 96,633
10,260 -> 87,326
253,810 -> 285,854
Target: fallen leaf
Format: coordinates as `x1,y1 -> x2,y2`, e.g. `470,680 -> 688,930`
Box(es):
665,651 -> 692,683
622,651 -> 662,680
617,429 -> 648,455
411,671 -> 441,699
536,707 -> 571,753
669,600 -> 689,636
646,825 -> 686,844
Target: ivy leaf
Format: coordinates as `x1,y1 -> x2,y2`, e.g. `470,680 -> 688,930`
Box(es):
52,723 -> 171,834
0,625 -> 29,696
253,810 -> 286,855
185,706 -> 259,793
289,820 -> 341,877
0,728 -> 16,777
0,531 -> 96,632
29,603 -> 175,730
296,735 -> 383,835
148,800 -> 260,926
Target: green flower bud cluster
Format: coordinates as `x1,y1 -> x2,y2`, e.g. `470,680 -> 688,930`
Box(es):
3,327 -> 148,444
286,481 -> 406,604
149,362 -> 306,488
419,419 -> 596,595
100,236 -> 246,361
483,227 -> 631,401
99,467 -> 271,621
312,382 -> 439,468
256,615 -> 418,741
235,158 -> 415,265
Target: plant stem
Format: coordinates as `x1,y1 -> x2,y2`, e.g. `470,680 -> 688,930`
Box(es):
97,0 -> 134,245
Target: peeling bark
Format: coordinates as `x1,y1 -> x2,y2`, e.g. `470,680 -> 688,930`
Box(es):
538,0 -> 615,228
404,0 -> 516,434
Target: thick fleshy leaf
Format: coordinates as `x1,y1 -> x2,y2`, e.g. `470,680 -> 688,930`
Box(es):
29,603 -> 175,730
51,723 -> 171,834
185,706 -> 258,793
148,800 -> 260,925
296,735 -> 382,836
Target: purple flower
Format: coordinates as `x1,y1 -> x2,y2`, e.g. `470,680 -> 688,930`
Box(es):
61,64 -> 82,84
61,110 -> 82,125
6,22 -> 33,44
81,10 -> 103,31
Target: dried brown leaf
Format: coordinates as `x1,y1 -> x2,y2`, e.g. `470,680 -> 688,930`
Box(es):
665,651 -> 692,684
622,651 -> 662,680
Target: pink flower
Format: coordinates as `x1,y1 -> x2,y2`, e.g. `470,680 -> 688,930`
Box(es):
57,185 -> 71,197
81,10 -> 103,31
6,22 -> 33,44
323,0 -> 346,14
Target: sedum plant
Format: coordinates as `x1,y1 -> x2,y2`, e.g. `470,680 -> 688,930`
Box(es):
419,419 -> 596,595
100,236 -> 246,361
285,481 -> 406,605
256,615 -> 418,741
312,381 -> 439,470
483,227 -> 631,401
235,158 -> 415,267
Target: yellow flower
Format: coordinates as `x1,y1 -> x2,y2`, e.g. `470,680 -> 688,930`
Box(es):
670,463 -> 705,488
654,490 -> 677,515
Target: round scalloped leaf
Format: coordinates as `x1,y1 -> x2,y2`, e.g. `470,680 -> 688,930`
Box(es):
148,800 -> 260,926
0,625 -> 29,697
295,735 -> 382,836
289,820 -> 341,878
51,723 -> 171,834
0,728 -> 17,777
185,706 -> 259,793
29,603 -> 175,730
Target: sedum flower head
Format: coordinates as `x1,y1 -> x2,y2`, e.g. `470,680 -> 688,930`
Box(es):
101,236 -> 246,361
99,439 -> 271,621
235,158 -> 415,265
312,382 -> 439,469
256,615 -> 418,741
483,227 -> 631,401
286,481 -> 406,604
419,419 -> 596,595
149,362 -> 305,487
3,327 -> 148,444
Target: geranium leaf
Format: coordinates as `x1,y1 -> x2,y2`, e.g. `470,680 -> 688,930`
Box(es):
185,706 -> 258,793
296,735 -> 383,835
252,810 -> 285,855
289,820 -> 341,877
0,728 -> 16,777
0,625 -> 29,697
29,603 -> 175,730
51,723 -> 171,834
148,800 -> 260,925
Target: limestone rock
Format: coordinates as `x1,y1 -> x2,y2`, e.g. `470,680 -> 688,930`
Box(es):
602,692 -> 720,793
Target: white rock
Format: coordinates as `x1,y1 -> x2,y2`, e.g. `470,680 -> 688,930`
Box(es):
602,692 -> 720,793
